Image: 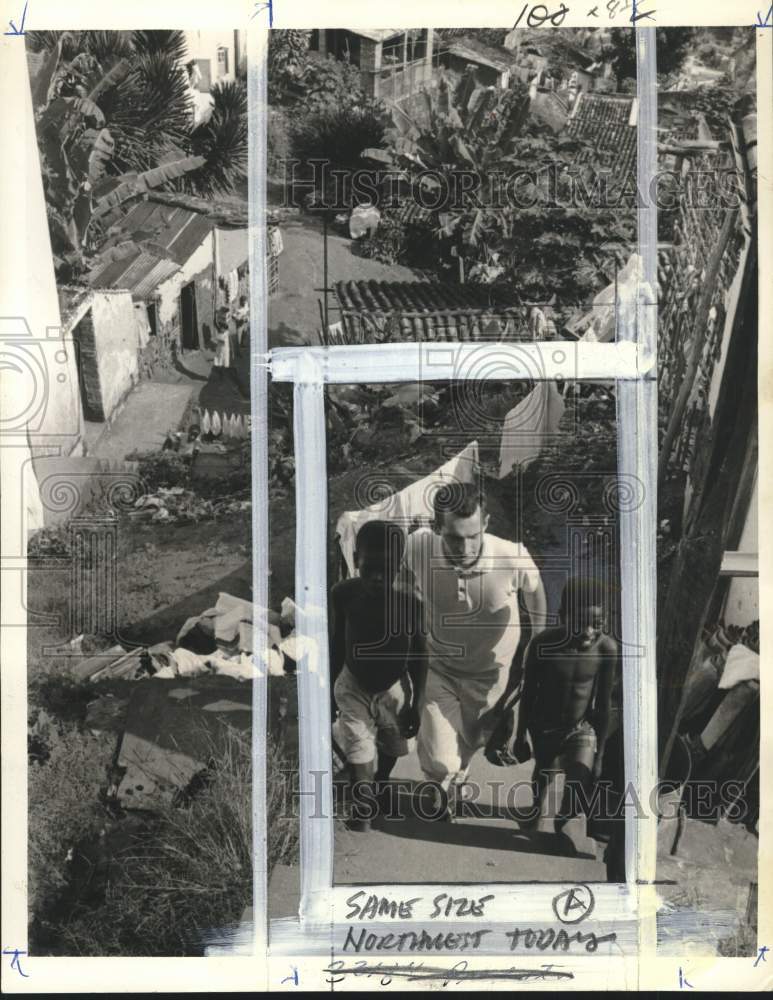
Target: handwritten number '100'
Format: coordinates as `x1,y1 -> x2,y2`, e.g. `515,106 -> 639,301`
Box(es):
512,3 -> 571,27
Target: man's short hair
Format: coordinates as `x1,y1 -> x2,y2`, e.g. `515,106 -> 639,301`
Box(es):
559,576 -> 608,619
433,479 -> 486,526
354,520 -> 405,561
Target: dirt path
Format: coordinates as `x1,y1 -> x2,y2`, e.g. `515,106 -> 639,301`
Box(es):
268,215 -> 424,347
88,382 -> 196,461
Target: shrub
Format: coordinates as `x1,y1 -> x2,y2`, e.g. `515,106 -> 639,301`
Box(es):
290,102 -> 388,201
128,450 -> 190,490
356,212 -> 435,268
27,526 -> 71,559
299,57 -> 366,115
267,737 -> 300,877
268,29 -> 311,104
28,721 -> 115,918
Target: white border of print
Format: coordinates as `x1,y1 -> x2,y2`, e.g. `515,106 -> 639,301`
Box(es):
1,3 -> 771,994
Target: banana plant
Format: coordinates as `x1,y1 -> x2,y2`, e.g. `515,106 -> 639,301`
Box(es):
27,30 -> 244,278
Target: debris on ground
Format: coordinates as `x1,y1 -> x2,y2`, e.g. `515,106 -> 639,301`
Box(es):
129,488 -> 251,524
60,588 -> 301,811
115,676 -> 252,810
66,590 -> 299,686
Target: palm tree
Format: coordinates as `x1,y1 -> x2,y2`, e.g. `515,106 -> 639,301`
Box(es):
187,80 -> 249,198
26,30 -> 247,278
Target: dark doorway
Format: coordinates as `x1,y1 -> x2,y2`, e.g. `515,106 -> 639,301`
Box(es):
180,282 -> 199,351
147,302 -> 158,337
71,309 -> 105,422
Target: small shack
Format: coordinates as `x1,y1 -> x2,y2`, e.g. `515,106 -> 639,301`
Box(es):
87,195 -> 216,356
436,35 -> 516,90
58,286 -> 144,425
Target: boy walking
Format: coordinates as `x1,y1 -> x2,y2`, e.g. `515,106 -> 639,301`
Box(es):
515,576 -> 619,842
330,520 -> 425,832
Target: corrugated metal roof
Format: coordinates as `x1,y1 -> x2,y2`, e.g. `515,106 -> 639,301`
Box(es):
116,198 -> 214,264
88,249 -> 180,298
88,254 -> 138,290
167,213 -> 213,263
127,255 -> 181,298
87,194 -> 215,297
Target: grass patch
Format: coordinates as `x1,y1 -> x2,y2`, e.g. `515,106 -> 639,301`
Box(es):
32,726 -> 254,956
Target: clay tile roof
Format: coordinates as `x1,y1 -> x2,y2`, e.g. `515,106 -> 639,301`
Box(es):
564,92 -> 637,179
333,279 -> 528,343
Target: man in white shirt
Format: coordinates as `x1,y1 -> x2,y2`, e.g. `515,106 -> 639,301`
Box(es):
400,480 -> 547,816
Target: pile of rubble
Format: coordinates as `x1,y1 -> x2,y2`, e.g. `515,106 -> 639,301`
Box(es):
72,593 -> 299,684
128,487 -> 251,525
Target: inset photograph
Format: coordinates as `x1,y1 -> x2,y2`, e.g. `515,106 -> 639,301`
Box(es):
285,377 -> 629,885
267,27 -> 639,347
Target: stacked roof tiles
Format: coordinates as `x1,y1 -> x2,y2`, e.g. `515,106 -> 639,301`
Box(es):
333,280 -> 529,342
564,92 -> 637,180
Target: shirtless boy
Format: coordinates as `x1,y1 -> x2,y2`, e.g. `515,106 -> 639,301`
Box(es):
330,520 -> 425,832
515,576 -> 618,837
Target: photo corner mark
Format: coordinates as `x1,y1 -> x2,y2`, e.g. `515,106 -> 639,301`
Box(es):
4,1 -> 28,36
755,4 -> 772,27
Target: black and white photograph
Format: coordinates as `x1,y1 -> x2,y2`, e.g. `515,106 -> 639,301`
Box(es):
266,26 -> 640,348
18,29 -> 256,957
653,26 -> 759,956
0,6 -> 768,988
320,378 -> 627,885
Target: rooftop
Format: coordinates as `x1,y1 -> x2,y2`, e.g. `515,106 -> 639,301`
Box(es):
87,195 -> 213,297
57,286 -> 93,328
87,250 -> 181,299
440,36 -> 515,74
564,92 -> 638,180
348,29 -> 403,43
333,279 -> 529,342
